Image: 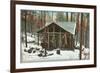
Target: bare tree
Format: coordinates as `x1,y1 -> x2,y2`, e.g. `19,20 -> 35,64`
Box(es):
24,11 -> 28,47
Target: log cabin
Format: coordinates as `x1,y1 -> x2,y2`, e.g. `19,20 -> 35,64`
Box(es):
37,22 -> 76,50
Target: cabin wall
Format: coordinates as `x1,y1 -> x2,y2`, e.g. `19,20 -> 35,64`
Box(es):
37,23 -> 75,50
38,32 -> 74,50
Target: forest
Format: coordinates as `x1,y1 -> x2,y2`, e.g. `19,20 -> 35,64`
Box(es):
21,10 -> 90,61
21,10 -> 89,48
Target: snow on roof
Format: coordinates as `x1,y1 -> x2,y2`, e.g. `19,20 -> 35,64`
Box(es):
37,21 -> 76,35
56,22 -> 76,35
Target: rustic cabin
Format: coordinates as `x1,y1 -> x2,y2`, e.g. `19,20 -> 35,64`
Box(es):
37,22 -> 76,50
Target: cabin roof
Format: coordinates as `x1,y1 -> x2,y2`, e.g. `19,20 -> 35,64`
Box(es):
37,21 -> 76,35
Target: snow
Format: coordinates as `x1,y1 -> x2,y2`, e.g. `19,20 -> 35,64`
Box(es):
22,33 -> 37,42
27,36 -> 35,42
21,50 -> 80,63
21,43 -> 80,63
75,42 -> 80,48
81,45 -> 90,60
20,33 -> 89,63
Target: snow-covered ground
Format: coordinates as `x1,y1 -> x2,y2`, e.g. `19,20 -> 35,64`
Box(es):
22,33 -> 37,42
81,45 -> 90,60
20,33 -> 89,63
21,43 -> 80,63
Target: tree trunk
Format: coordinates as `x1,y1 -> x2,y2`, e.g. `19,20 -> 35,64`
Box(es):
66,12 -> 68,21
48,27 -> 49,49
80,13 -> 83,60
25,11 -> 27,47
44,11 -> 46,26
59,28 -> 62,49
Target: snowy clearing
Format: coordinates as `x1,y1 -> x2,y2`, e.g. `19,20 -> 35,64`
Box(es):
20,33 -> 89,63
21,43 -> 80,63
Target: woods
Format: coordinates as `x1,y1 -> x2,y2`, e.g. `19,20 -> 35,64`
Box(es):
21,10 -> 90,60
